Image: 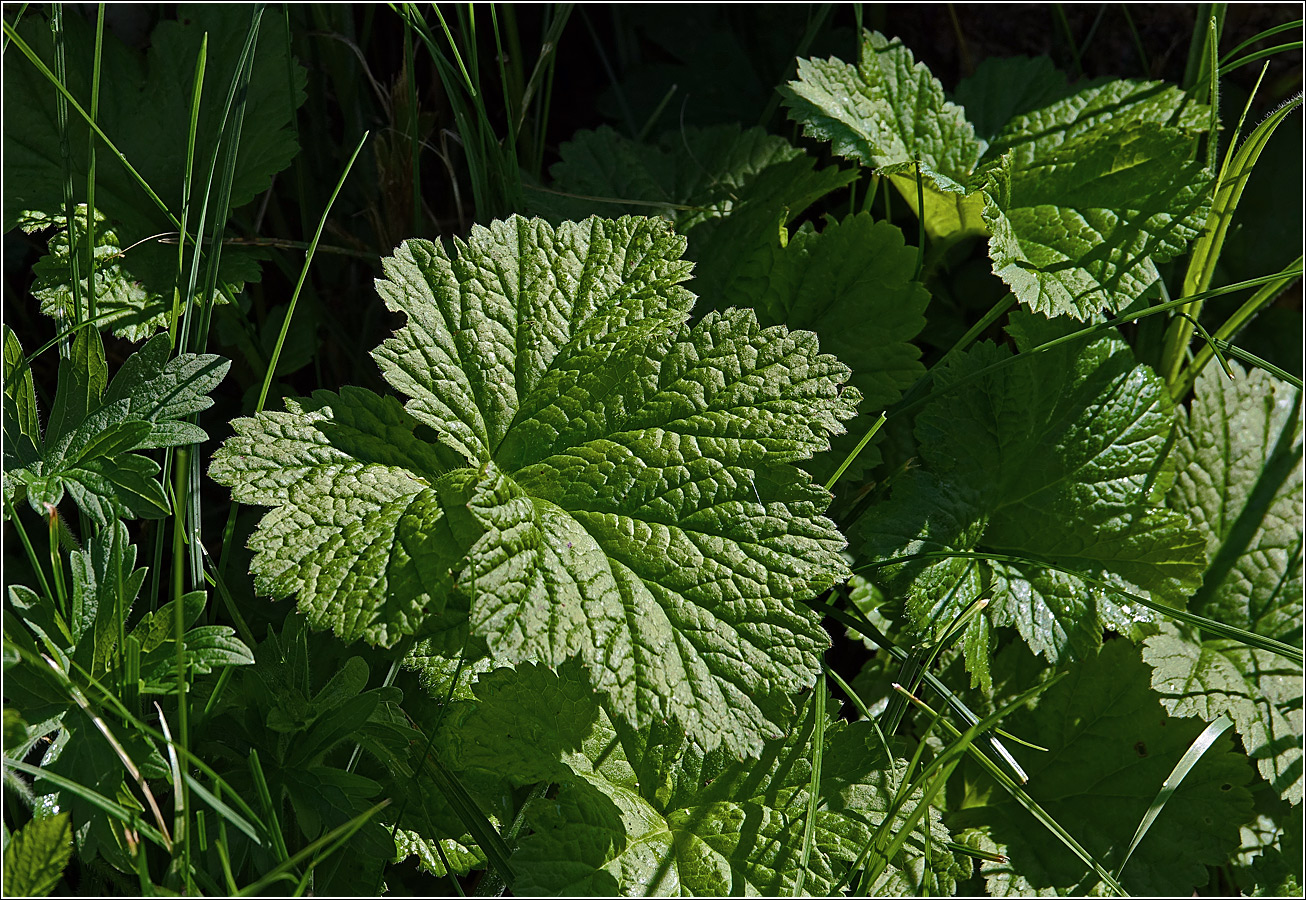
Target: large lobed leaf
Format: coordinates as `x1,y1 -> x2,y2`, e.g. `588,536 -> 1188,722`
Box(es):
444,660 -> 963,896
856,313 -> 1205,680
1145,361 -> 1303,804
211,215 -> 859,756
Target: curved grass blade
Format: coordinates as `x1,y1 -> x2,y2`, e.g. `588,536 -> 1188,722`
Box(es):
1162,76 -> 1303,389
254,130 -> 369,414
1177,255 -> 1303,397
4,756 -> 170,850
817,598 -> 1031,784
895,690 -> 1130,897
1111,715 -> 1235,882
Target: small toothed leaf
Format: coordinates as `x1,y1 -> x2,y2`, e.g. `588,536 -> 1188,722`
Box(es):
2,329 -> 228,525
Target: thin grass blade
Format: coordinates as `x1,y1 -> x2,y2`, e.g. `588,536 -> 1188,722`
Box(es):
1112,715 -> 1235,881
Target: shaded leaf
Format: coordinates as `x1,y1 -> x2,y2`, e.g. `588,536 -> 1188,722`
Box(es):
958,640 -> 1255,896
857,313 -> 1204,671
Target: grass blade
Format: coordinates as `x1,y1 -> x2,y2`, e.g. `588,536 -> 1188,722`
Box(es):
860,550 -> 1304,664
1176,255 -> 1303,397
1112,715 -> 1235,882
4,756 -> 171,850
236,800 -> 391,896
1162,75 -> 1303,390
817,598 -> 1031,784
182,774 -> 263,846
419,746 -> 517,890
793,673 -> 827,896
901,694 -> 1131,897
255,130 -> 369,415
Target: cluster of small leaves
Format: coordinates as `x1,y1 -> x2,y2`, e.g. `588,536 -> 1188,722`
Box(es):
781,30 -> 1212,318
3,326 -> 229,525
6,517 -> 252,872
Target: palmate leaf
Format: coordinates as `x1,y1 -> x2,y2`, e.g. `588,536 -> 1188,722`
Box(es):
2,328 -> 228,525
782,30 -> 1213,316
445,660 -> 964,896
856,313 -> 1205,680
1144,361 -> 1303,804
210,215 -> 859,756
957,640 -> 1254,897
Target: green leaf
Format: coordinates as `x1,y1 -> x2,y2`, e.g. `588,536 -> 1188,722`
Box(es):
21,206 -> 211,343
447,660 -> 963,895
3,7 -> 304,298
1234,806 -> 1303,896
719,212 -> 927,478
3,323 -> 41,449
4,707 -> 30,753
130,592 -> 253,689
3,331 -> 228,525
1144,627 -> 1302,807
981,78 -> 1209,164
1170,361 -> 1303,639
3,812 -> 72,897
68,518 -> 148,675
857,313 -> 1205,668
781,30 -> 985,246
1145,361 -> 1303,804
781,30 -> 982,189
539,124 -> 856,304
982,123 -> 1213,319
45,327 -> 108,453
957,639 -> 1255,896
211,215 -> 859,756
393,826 -> 487,878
